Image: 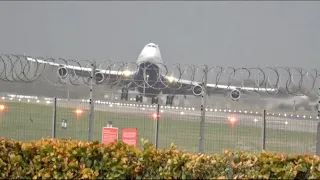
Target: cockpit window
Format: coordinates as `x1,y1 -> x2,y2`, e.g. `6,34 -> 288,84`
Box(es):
147,44 -> 156,48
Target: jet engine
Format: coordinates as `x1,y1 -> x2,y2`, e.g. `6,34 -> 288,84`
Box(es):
192,85 -> 203,96
230,89 -> 241,101
57,67 -> 68,79
95,71 -> 105,84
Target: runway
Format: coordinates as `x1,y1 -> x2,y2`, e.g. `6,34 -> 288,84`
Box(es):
19,96 -> 316,134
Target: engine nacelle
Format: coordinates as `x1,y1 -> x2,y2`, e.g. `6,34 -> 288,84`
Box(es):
95,71 -> 105,84
57,67 -> 68,79
192,85 -> 203,96
230,89 -> 241,101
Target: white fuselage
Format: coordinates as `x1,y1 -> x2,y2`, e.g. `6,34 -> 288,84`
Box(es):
132,43 -> 166,98
136,43 -> 165,72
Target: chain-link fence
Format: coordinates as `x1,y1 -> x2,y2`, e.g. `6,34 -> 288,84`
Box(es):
0,95 -> 318,155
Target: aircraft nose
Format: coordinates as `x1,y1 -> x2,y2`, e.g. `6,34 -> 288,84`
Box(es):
141,50 -> 158,61
303,96 -> 309,100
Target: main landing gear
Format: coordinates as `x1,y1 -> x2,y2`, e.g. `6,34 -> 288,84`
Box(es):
135,95 -> 158,104
151,97 -> 158,104
166,95 -> 174,106
120,88 -> 129,101
120,88 -> 175,106
135,95 -> 143,103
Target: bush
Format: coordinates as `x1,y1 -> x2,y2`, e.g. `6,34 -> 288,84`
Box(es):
0,137 -> 319,179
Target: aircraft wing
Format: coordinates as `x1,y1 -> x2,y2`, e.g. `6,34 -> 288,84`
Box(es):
25,57 -> 278,97
161,75 -> 278,97
26,57 -> 136,86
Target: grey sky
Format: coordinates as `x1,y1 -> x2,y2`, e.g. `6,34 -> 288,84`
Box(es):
0,1 -> 319,69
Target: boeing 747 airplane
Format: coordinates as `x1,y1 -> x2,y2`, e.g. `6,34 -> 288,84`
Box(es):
25,43 -> 279,105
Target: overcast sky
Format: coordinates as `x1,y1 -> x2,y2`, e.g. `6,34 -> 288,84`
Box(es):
0,1 -> 319,69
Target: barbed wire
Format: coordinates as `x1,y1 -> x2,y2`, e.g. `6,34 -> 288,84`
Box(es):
0,54 -> 319,97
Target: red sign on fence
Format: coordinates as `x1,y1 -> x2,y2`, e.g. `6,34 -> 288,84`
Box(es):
121,128 -> 138,147
102,127 -> 118,144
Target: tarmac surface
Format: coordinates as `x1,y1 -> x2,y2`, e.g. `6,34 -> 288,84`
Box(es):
29,97 -> 318,134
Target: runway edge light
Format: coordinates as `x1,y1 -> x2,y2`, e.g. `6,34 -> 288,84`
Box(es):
74,109 -> 83,115
228,115 -> 238,125
0,104 -> 6,111
152,113 -> 159,120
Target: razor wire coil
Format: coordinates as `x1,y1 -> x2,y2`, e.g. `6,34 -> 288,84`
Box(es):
0,54 -> 319,97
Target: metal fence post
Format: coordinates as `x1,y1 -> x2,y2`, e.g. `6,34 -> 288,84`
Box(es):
52,97 -> 57,138
88,60 -> 96,142
228,152 -> 234,180
316,122 -> 320,156
154,104 -> 160,149
262,109 -> 266,151
199,65 -> 208,153
316,98 -> 320,155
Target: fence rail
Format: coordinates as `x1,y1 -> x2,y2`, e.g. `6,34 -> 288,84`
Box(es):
0,95 -> 318,155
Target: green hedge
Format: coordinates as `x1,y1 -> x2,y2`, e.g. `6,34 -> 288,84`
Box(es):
0,137 -> 319,179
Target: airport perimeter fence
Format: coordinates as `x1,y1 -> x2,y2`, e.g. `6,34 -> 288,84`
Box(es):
0,96 -> 319,155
